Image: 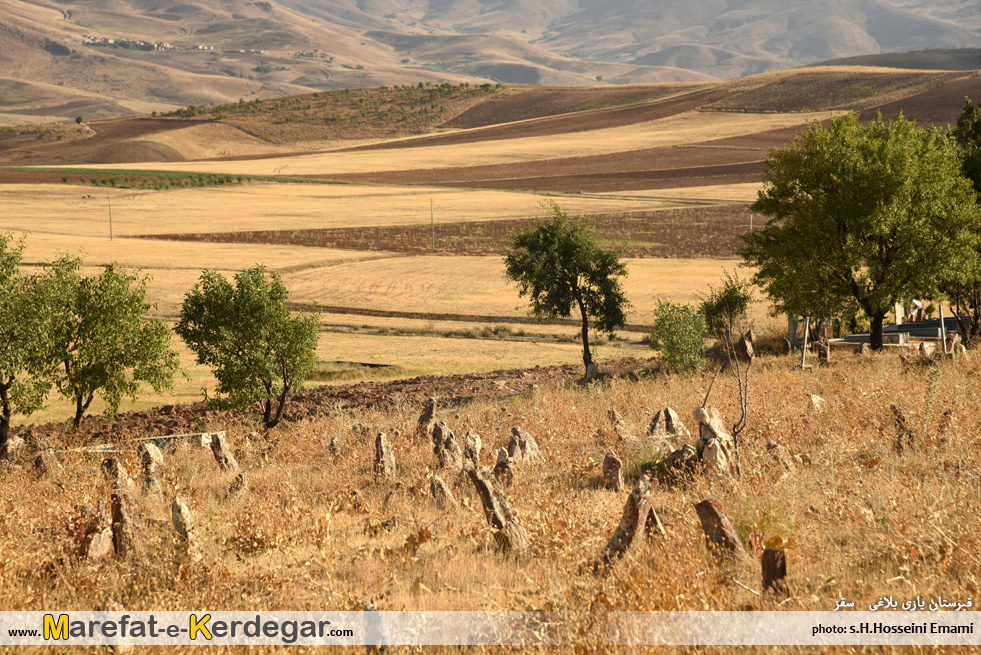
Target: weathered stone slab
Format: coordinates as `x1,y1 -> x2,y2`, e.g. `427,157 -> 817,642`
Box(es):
891,404 -> 915,453
429,474 -> 457,509
600,473 -> 655,567
228,471 -> 248,497
432,421 -> 463,470
507,427 -> 544,464
492,448 -> 513,487
172,496 -> 202,564
463,431 -> 481,468
467,468 -> 529,554
694,499 -> 747,562
101,457 -> 137,493
137,442 -> 164,475
209,432 -> 239,473
602,452 -> 623,491
374,433 -> 396,482
86,528 -> 114,561
762,548 -> 789,596
34,449 -> 63,477
415,397 -> 437,442
111,488 -> 143,558
647,407 -> 692,439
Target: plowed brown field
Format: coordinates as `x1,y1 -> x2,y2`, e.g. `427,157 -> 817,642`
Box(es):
139,204 -> 753,258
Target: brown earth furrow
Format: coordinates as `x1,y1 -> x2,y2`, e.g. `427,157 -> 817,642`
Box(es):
134,205 -> 753,258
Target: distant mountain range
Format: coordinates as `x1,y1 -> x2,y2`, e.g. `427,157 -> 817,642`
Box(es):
1,0 -> 979,123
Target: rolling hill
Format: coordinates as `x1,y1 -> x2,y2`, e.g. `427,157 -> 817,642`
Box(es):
0,0 -> 979,123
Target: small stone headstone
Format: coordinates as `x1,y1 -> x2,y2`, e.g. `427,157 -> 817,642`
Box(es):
101,458 -> 137,493
891,404 -> 915,453
374,433 -> 396,481
432,421 -> 463,470
492,448 -> 513,487
466,468 -> 529,554
429,474 -> 457,509
3,435 -> 24,461
210,432 -> 239,473
463,431 -> 481,468
858,343 -> 871,356
608,408 -> 625,432
137,442 -> 164,475
602,452 -> 623,491
228,471 -> 248,497
663,443 -> 698,479
34,449 -> 63,477
415,397 -> 437,441
645,506 -> 666,539
701,439 -> 728,474
737,330 -> 755,362
86,528 -> 114,561
599,473 -> 655,568
648,407 -> 692,439
585,362 -> 599,382
171,496 -> 202,564
694,499 -> 747,562
507,427 -> 544,463
111,488 -> 143,558
762,548 -> 789,596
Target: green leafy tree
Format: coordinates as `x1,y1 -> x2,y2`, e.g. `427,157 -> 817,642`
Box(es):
699,271 -> 753,342
504,202 -> 629,375
176,266 -> 319,429
0,236 -> 54,459
946,97 -> 981,344
743,112 -> 981,350
648,300 -> 705,374
44,256 -> 180,429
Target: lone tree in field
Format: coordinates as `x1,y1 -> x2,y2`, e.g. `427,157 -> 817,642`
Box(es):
743,112 -> 981,350
945,97 -> 981,344
44,256 -> 180,429
0,235 -> 54,459
176,266 -> 319,429
504,202 -> 629,375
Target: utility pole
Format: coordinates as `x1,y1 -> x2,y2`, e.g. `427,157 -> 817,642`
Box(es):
108,190 -> 113,240
430,198 -> 435,250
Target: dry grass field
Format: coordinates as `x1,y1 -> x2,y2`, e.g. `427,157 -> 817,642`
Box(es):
2,353 -> 979,652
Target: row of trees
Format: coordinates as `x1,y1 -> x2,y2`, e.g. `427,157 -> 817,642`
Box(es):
503,100 -> 981,367
0,240 -> 319,461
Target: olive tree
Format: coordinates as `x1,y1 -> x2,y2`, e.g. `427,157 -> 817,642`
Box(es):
176,266 -> 319,429
0,235 -> 54,459
743,112 -> 981,350
44,255 -> 180,429
504,202 -> 629,375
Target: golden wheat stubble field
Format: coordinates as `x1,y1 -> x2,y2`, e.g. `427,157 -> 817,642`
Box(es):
1,354 -> 980,653
0,84 -> 798,426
